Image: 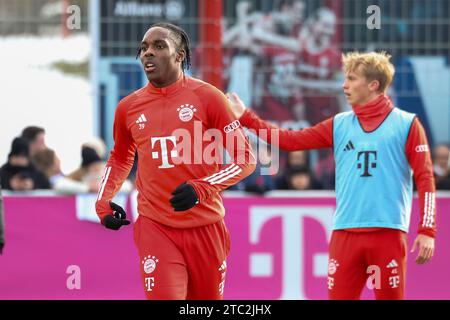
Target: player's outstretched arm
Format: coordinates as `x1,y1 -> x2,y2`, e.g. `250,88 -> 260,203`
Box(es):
227,92 -> 333,151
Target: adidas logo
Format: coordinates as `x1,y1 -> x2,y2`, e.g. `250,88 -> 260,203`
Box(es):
343,140 -> 355,151
386,259 -> 398,268
136,114 -> 147,129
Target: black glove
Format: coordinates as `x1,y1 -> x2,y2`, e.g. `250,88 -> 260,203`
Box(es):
0,243 -> 3,255
170,182 -> 199,211
102,202 -> 131,230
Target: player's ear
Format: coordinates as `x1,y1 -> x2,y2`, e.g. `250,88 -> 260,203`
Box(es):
369,79 -> 380,92
176,49 -> 186,63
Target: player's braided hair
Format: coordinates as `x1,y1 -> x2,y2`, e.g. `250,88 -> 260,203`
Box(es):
136,22 -> 191,72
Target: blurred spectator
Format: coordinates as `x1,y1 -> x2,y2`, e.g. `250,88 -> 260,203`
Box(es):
82,137 -> 107,160
57,146 -> 132,194
314,151 -> 335,189
283,165 -> 322,190
287,150 -> 309,167
242,142 -> 277,194
21,126 -> 46,157
433,143 -> 450,189
276,150 -> 310,189
0,137 -> 50,191
0,182 -> 4,254
8,170 -> 35,191
31,148 -> 64,188
66,146 -> 105,193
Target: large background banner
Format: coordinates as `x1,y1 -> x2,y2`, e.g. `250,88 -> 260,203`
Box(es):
1,192 -> 448,300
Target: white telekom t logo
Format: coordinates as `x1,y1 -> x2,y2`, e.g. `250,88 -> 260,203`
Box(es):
151,136 -> 178,169
250,206 -> 334,300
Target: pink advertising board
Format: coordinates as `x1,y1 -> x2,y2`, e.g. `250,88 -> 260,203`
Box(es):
223,193 -> 449,300
1,192 -> 448,299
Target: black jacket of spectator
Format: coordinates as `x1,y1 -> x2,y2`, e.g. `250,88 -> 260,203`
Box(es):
0,137 -> 50,191
0,162 -> 50,190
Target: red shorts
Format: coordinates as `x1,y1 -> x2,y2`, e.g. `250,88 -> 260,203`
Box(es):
133,215 -> 231,300
328,229 -> 407,300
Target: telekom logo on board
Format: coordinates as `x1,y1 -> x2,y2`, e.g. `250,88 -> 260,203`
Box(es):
248,206 -> 334,300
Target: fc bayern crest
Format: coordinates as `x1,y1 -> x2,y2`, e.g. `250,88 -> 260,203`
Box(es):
328,259 -> 339,275
177,104 -> 197,122
142,255 -> 159,274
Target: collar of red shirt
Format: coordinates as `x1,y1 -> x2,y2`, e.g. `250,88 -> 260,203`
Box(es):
146,74 -> 188,96
352,94 -> 394,132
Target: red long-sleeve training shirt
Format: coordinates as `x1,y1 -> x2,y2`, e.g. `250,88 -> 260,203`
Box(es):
96,76 -> 256,228
240,94 -> 436,237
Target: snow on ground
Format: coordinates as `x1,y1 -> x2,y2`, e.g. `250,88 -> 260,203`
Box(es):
0,34 -> 94,173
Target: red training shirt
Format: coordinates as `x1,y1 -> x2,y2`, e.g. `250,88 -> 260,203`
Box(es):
96,76 -> 256,228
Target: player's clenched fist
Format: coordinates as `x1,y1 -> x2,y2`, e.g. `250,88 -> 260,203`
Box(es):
170,182 -> 199,212
102,201 -> 131,230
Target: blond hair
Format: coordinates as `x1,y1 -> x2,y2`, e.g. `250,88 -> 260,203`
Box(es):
342,51 -> 395,93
